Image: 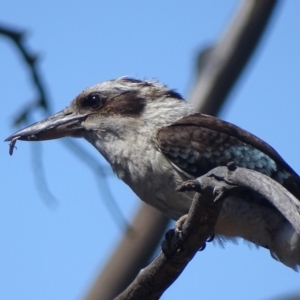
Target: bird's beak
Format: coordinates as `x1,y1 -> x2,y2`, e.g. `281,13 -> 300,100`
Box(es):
5,107 -> 89,143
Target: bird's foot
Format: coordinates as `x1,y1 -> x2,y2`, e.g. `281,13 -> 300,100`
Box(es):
161,229 -> 181,257
175,214 -> 188,233
175,214 -> 214,252
198,234 -> 214,251
176,179 -> 201,193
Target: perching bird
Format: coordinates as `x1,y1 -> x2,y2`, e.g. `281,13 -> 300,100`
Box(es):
5,77 -> 300,268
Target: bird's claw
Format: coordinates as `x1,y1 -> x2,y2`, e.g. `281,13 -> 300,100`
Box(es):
176,179 -> 201,193
175,214 -> 188,232
206,234 -> 215,242
199,243 -> 206,251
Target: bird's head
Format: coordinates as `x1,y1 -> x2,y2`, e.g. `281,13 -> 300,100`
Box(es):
5,78 -> 193,154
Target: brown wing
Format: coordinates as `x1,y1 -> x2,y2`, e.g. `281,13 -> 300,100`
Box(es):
156,113 -> 300,200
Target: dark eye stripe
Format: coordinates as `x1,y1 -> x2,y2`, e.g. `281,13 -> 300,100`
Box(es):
100,92 -> 146,116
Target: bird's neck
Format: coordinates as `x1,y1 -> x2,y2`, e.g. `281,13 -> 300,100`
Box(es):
85,103 -> 192,181
141,98 -> 194,128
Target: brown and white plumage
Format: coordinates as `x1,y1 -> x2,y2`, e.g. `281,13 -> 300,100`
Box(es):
5,77 -> 300,268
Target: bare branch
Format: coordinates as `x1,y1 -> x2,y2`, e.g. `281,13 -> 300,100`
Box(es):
202,164 -> 300,234
179,163 -> 300,235
0,23 -> 49,123
190,0 -> 278,115
115,184 -> 224,300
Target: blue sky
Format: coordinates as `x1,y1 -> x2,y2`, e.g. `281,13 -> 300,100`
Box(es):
1,1 -> 300,299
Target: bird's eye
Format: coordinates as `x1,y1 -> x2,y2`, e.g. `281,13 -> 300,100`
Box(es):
82,93 -> 105,109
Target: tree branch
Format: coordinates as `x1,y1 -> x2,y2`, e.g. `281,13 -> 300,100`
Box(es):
115,182 -> 225,300
0,23 -> 49,122
179,163 -> 300,234
206,164 -> 300,234
190,0 -> 278,114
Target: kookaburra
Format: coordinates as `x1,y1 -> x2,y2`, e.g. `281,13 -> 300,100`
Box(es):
5,77 -> 300,269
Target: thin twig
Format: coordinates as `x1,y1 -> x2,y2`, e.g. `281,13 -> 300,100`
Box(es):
2,23 -> 128,230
